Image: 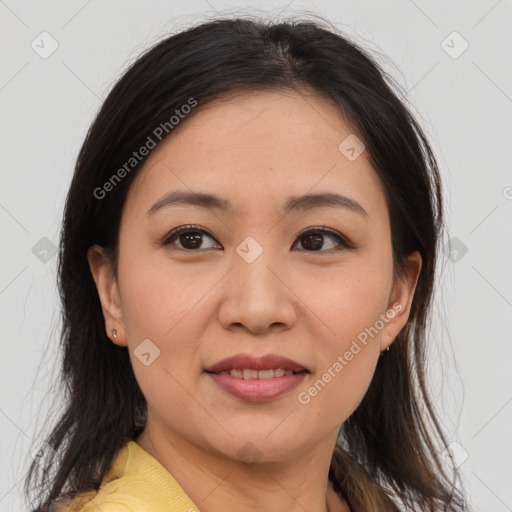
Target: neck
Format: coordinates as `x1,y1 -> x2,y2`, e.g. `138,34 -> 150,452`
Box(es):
135,423 -> 348,512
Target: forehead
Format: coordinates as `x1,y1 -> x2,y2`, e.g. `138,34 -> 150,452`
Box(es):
123,90 -> 388,222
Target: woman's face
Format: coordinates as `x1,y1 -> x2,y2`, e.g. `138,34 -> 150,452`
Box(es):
89,89 -> 421,463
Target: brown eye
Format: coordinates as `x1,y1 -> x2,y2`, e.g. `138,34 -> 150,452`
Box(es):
294,228 -> 353,252
175,231 -> 203,250
161,225 -> 353,253
162,225 -> 220,251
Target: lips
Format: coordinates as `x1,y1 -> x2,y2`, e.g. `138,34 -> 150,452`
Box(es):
205,353 -> 310,402
204,353 -> 309,375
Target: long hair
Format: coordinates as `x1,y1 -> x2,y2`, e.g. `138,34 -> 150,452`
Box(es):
24,16 -> 467,512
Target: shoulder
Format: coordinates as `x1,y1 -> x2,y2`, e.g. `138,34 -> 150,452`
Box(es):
52,440 -> 199,512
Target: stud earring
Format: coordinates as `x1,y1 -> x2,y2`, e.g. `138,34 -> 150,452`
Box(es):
380,346 -> 390,356
111,329 -> 117,339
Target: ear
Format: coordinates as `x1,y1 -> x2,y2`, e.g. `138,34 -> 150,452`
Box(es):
87,244 -> 127,347
380,250 -> 422,351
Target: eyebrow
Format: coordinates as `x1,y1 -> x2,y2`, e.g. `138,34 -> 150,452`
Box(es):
146,190 -> 368,218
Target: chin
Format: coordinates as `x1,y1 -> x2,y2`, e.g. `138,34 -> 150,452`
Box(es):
204,430 -> 308,465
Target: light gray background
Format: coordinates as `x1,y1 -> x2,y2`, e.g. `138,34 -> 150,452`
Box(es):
1,1 -> 511,511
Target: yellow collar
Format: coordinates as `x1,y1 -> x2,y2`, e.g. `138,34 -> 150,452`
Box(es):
72,440 -> 201,511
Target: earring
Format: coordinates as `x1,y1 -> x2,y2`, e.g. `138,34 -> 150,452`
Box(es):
111,329 -> 117,339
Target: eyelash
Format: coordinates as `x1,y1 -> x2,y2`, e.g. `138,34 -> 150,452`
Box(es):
161,224 -> 355,253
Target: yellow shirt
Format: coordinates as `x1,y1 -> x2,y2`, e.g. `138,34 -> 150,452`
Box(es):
64,440 -> 201,512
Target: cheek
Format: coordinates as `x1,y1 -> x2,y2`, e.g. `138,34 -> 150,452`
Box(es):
296,324 -> 382,431
118,252 -> 215,397
305,256 -> 393,342
294,257 -> 391,423
118,250 -> 213,342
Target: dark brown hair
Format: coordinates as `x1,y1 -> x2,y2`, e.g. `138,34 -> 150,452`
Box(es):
24,15 -> 467,512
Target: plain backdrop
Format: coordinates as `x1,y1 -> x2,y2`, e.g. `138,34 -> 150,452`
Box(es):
1,1 -> 511,511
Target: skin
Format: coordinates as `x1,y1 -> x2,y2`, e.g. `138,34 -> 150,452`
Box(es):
88,89 -> 421,512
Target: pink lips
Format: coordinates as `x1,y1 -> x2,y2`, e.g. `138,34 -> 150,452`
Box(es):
204,353 -> 309,402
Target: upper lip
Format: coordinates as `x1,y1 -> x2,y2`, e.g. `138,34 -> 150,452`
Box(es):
205,353 -> 309,373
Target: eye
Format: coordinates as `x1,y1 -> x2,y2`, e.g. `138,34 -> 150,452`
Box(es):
161,225 -> 220,251
292,227 -> 354,252
161,225 -> 354,253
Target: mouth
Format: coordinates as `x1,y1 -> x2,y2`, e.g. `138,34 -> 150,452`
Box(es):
207,368 -> 306,379
204,353 -> 310,402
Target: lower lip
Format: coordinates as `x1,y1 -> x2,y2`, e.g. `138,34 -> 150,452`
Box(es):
206,372 -> 307,402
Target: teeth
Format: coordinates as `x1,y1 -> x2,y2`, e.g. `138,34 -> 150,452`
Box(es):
257,369 -> 275,380
243,369 -> 259,379
217,368 -> 296,379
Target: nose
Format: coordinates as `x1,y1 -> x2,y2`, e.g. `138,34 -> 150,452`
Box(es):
217,247 -> 298,335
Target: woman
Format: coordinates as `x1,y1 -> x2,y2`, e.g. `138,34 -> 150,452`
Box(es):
24,16 -> 467,512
